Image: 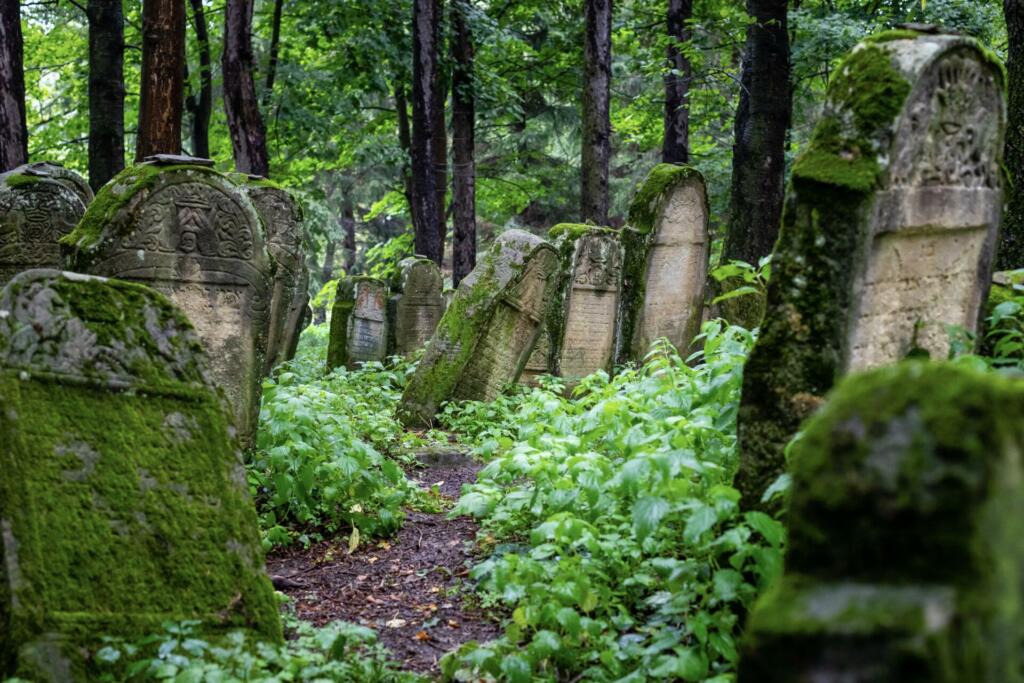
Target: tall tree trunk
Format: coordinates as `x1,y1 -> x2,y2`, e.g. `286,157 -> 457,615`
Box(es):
432,60 -> 447,265
450,0 -> 476,285
662,0 -> 692,164
185,0 -> 212,158
721,0 -> 791,265
0,0 -> 29,172
263,0 -> 284,105
87,0 -> 125,190
223,0 -> 269,176
342,194 -> 356,272
410,0 -> 443,264
1001,0 -> 1024,269
395,82 -> 414,209
137,0 -> 185,160
580,0 -> 612,224
313,238 -> 337,324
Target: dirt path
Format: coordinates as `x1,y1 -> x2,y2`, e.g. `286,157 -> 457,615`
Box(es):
266,451 -> 503,674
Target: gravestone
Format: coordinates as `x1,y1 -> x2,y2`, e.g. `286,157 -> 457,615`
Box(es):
618,164 -> 709,363
735,31 -> 1006,508
0,270 -> 281,681
389,256 -> 444,356
518,332 -> 551,386
399,229 -> 559,427
325,277 -> 389,370
17,161 -> 94,207
326,277 -> 355,371
63,157 -> 274,448
0,166 -> 86,287
738,362 -> 1024,682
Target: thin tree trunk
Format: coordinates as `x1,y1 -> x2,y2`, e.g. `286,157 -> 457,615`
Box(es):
662,0 -> 692,164
721,0 -> 791,265
87,0 -> 125,190
1001,0 -> 1024,269
137,0 -> 185,160
0,0 -> 29,172
395,82 -> 415,209
313,238 -> 337,324
450,0 -> 476,285
342,194 -> 356,272
263,0 -> 284,105
432,54 -> 448,265
223,0 -> 269,176
410,0 -> 443,264
185,0 -> 212,158
580,0 -> 612,224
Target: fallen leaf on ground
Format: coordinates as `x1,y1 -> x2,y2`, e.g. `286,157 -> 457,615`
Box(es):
414,630 -> 430,641
385,618 -> 407,629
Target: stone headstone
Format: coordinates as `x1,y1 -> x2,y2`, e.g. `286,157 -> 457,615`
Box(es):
618,164 -> 709,362
389,256 -> 444,356
63,159 -> 274,449
517,331 -> 551,386
735,32 -> 1006,508
348,278 -> 389,365
0,270 -> 281,681
326,277 -> 355,371
738,362 -> 1024,682
399,229 -> 559,427
0,166 -> 86,287
17,161 -> 93,207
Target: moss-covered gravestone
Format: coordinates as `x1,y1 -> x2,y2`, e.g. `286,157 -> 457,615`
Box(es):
15,161 -> 93,207
738,362 -> 1024,682
325,277 -> 354,371
63,157 -> 273,448
0,270 -> 281,681
618,164 -> 709,362
0,165 -> 87,287
325,277 -> 389,369
399,229 -> 559,427
735,31 -> 1006,508
388,256 -> 444,356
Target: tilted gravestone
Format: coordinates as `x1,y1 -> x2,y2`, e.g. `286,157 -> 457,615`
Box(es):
0,165 -> 87,287
325,277 -> 389,370
399,229 -> 559,427
388,256 -> 444,356
617,163 -> 709,363
0,270 -> 281,681
63,157 -> 274,449
738,362 -> 1024,682
735,31 -> 1006,508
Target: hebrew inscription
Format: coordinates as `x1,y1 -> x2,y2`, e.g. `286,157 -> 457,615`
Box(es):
560,233 -> 622,382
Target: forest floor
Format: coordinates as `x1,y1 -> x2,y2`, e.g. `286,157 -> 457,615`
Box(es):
266,448 -> 502,674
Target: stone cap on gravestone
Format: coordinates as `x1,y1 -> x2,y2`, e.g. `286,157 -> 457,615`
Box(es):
0,270 -> 281,681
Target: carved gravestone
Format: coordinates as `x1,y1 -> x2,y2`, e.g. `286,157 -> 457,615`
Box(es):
518,332 -> 551,387
618,164 -> 709,363
738,362 -> 1024,682
18,161 -> 94,207
0,166 -> 86,287
735,31 -> 1006,508
0,270 -> 281,681
63,158 -> 274,449
326,277 -> 355,371
348,278 -> 389,365
399,230 -> 559,427
389,256 -> 444,356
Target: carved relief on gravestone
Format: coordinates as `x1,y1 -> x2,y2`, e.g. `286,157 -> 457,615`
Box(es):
391,257 -> 444,356
0,167 -> 86,287
347,278 -> 389,365
0,270 -> 280,681
518,332 -> 551,386
63,159 -> 273,448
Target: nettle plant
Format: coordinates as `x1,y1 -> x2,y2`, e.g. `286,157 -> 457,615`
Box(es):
442,322 -> 787,682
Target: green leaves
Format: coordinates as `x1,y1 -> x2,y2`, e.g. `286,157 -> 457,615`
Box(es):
632,496 -> 669,540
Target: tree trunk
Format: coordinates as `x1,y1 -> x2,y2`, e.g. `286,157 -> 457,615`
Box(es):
263,0 -> 284,104
1001,0 -> 1024,269
342,194 -> 356,272
0,0 -> 29,172
87,0 -> 125,189
223,0 -> 269,176
450,0 -> 476,285
185,0 -> 212,158
313,238 -> 337,324
721,0 -> 791,265
395,82 -> 415,209
410,0 -> 443,264
432,58 -> 448,266
580,0 -> 612,224
662,0 -> 692,164
137,0 -> 185,160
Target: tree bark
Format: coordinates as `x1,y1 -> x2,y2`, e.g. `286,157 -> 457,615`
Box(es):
0,0 -> 29,172
1001,0 -> 1024,269
223,0 -> 270,176
662,0 -> 692,164
450,0 -> 476,285
184,0 -> 212,158
137,0 -> 185,160
432,54 -> 448,265
721,0 -> 791,265
580,0 -> 612,224
395,82 -> 415,209
410,0 -> 443,264
88,0 -> 125,190
342,194 -> 356,272
263,0 -> 285,104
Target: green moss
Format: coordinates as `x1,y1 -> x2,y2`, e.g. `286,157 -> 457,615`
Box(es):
626,163 -> 703,235
863,28 -> 922,43
2,172 -> 47,189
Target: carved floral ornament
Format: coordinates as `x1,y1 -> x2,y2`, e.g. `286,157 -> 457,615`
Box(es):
573,235 -> 622,289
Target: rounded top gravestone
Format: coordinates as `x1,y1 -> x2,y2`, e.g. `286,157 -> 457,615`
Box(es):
15,161 -> 94,207
389,256 -> 445,357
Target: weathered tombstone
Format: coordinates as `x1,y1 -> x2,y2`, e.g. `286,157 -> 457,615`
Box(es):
399,229 -> 559,427
0,165 -> 86,287
326,277 -> 354,371
0,270 -> 281,681
738,361 -> 1024,682
17,161 -> 94,207
63,157 -> 274,448
389,256 -> 444,356
617,163 -> 709,363
735,30 -> 1006,508
518,331 -> 552,386
325,277 -> 389,369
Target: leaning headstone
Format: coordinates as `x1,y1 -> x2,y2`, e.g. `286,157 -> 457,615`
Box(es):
738,361 -> 1024,682
735,30 -> 1006,508
63,157 -> 274,448
17,161 -> 94,207
518,331 -> 552,386
389,256 -> 444,356
399,229 -> 559,427
0,166 -> 86,287
0,270 -> 281,681
618,163 -> 709,363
